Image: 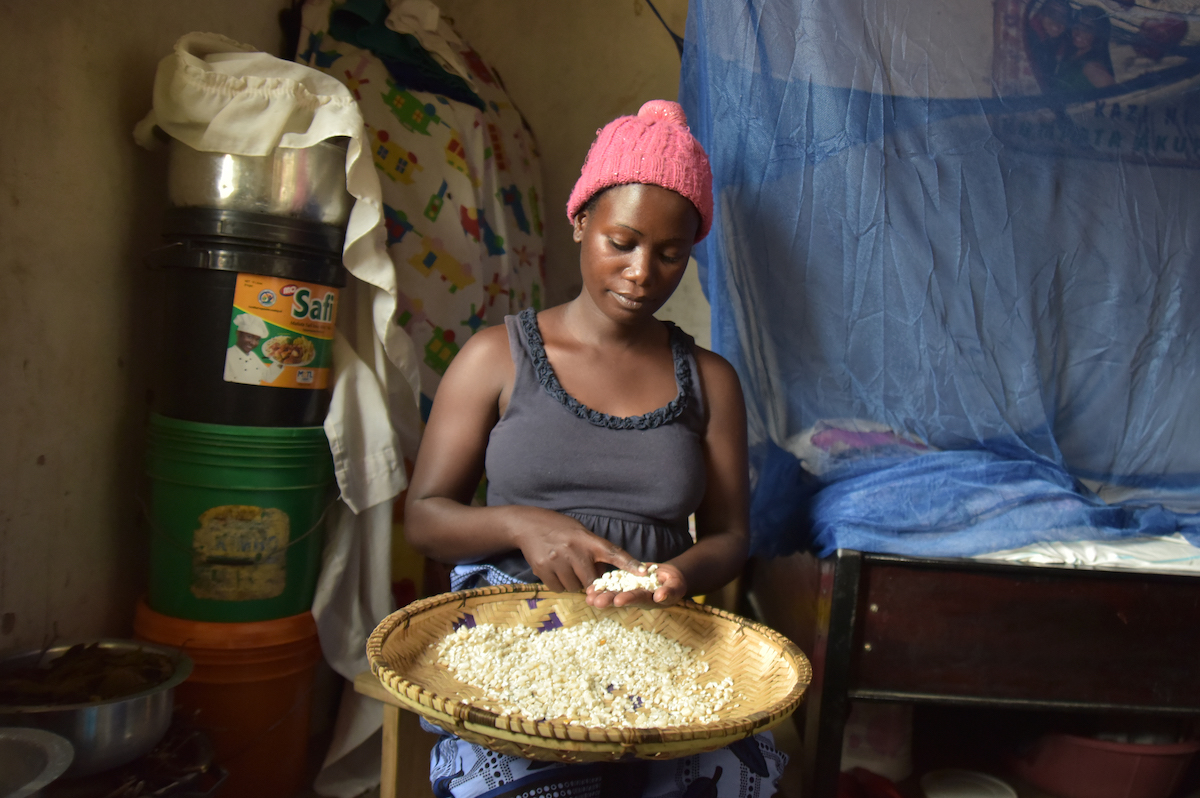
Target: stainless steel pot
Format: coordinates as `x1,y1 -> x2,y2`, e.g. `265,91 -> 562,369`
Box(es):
0,640 -> 193,778
167,137 -> 353,226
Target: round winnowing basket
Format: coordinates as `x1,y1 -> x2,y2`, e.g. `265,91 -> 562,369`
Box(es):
367,584 -> 811,762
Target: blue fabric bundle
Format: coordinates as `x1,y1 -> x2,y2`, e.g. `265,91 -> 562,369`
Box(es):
749,439 -> 1200,558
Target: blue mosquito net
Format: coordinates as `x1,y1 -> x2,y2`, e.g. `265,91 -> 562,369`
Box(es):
679,0 -> 1200,558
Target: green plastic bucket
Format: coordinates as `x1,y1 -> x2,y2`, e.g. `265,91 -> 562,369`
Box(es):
145,414 -> 335,622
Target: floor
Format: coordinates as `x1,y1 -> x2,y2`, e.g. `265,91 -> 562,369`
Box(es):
884,704 -> 1200,798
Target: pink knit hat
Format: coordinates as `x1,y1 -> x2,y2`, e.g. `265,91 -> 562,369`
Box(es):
566,100 -> 713,242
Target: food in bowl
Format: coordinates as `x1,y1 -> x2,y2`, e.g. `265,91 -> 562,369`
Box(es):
0,642 -> 175,706
262,335 -> 316,366
370,585 -> 810,761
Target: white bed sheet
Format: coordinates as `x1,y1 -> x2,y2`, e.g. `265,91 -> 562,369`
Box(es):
975,533 -> 1200,574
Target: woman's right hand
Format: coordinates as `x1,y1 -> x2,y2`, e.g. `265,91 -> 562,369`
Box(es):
509,506 -> 646,593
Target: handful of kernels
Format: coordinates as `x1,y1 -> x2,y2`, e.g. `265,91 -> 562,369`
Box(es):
435,617 -> 736,728
591,563 -> 660,593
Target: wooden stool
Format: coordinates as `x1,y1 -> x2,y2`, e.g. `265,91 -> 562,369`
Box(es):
353,671 -> 435,798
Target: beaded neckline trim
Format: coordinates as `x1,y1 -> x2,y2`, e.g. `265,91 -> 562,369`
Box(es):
519,307 -> 691,430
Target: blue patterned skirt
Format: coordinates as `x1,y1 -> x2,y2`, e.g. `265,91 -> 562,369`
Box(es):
422,718 -> 787,798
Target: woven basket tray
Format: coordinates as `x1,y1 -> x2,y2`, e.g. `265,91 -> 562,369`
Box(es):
367,583 -> 811,762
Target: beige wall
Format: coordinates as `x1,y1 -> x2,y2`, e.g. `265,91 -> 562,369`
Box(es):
436,0 -> 691,305
0,3 -> 292,655
0,1 -> 696,655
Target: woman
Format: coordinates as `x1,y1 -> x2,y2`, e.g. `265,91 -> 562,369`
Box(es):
1024,0 -> 1071,93
405,100 -> 787,797
1053,6 -> 1116,91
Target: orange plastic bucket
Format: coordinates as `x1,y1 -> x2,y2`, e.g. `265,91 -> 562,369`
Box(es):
133,598 -> 322,798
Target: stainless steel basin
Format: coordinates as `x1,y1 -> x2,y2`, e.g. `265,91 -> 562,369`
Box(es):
0,640 -> 193,778
167,137 -> 352,226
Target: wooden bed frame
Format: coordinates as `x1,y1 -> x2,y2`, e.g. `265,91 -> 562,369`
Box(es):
747,549 -> 1200,798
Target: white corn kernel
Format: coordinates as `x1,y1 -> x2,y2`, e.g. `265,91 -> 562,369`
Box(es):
590,564 -> 660,593
434,617 -> 738,730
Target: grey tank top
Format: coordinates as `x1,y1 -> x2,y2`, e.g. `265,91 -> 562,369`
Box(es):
481,307 -> 707,582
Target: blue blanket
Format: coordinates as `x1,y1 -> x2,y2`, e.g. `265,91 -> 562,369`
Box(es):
749,440 -> 1200,559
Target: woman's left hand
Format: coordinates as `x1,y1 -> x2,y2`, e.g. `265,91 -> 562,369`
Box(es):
584,562 -> 688,608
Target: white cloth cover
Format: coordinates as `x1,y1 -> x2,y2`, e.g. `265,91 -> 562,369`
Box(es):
134,32 -> 421,794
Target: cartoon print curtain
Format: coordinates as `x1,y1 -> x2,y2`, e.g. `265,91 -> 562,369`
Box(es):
679,0 -> 1200,557
298,0 -> 545,422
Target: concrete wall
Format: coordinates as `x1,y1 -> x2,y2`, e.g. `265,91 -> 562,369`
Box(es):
435,0 -> 692,305
0,2 -> 292,655
0,1 -> 697,655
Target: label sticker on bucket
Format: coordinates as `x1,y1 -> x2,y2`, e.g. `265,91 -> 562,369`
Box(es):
223,274 -> 338,390
191,505 -> 289,601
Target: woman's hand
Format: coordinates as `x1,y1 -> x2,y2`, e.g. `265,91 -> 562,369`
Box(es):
510,507 -> 645,593
585,561 -> 688,608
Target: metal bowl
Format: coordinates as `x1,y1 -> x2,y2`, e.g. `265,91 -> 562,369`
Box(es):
0,640 -> 193,778
167,137 -> 352,226
0,727 -> 73,798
